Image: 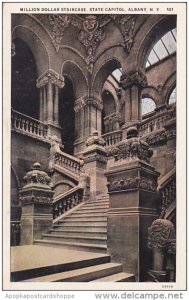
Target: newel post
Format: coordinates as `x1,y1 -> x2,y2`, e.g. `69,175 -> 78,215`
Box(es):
19,162 -> 54,245
105,126 -> 160,281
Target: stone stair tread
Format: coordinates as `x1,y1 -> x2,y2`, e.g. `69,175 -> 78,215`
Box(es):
43,234 -> 107,241
64,214 -> 107,218
22,263 -> 122,282
54,224 -> 107,228
91,272 -> 135,282
50,229 -> 107,234
73,210 -> 108,214
34,239 -> 107,249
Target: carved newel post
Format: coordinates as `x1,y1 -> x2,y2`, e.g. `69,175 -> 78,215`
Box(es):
82,131 -> 108,201
19,162 -> 54,245
105,126 -> 160,281
148,219 -> 176,282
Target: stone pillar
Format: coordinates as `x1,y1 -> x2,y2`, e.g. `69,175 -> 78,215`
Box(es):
36,69 -> 64,140
120,70 -> 147,135
39,88 -> 43,121
82,131 -> 108,201
19,162 -> 54,245
74,96 -> 103,156
105,126 -> 160,281
148,219 -> 176,282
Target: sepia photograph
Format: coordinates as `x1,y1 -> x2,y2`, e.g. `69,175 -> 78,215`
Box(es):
2,2 -> 187,292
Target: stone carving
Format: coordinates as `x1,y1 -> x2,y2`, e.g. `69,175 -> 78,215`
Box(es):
110,127 -> 153,163
36,69 -> 64,89
86,131 -> 106,147
107,176 -> 157,192
20,196 -> 52,205
148,219 -> 176,249
48,14 -> 137,72
22,162 -> 51,189
120,70 -> 147,90
145,129 -> 167,146
74,96 -> 103,112
11,42 -> 16,57
49,14 -> 71,52
113,15 -> 137,53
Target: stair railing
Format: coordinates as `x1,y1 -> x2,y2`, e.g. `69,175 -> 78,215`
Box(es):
53,186 -> 84,220
158,168 -> 176,219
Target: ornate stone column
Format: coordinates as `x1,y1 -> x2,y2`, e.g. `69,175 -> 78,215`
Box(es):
74,96 -> 103,155
105,127 -> 160,281
37,69 -> 64,139
148,218 -> 176,282
82,131 -> 108,201
19,162 -> 54,245
120,70 -> 147,137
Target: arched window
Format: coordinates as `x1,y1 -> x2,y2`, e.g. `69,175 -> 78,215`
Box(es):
146,29 -> 176,68
168,87 -> 176,105
141,97 -> 156,116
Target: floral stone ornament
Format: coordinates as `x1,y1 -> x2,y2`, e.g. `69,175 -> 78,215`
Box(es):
85,131 -> 106,148
110,126 -> 153,164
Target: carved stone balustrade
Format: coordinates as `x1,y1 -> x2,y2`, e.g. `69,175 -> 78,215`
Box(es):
11,109 -> 48,141
19,162 -> 54,245
102,130 -> 122,147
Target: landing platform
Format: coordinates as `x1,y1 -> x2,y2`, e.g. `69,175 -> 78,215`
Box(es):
11,245 -> 110,281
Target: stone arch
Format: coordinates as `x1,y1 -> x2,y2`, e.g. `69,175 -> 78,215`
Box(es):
142,86 -> 161,106
122,15 -> 176,73
92,57 -> 122,99
12,25 -> 49,75
62,60 -> 89,99
162,72 -> 176,104
137,15 -> 176,72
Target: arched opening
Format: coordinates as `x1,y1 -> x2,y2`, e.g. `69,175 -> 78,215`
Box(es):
141,97 -> 156,117
101,90 -> 116,134
59,77 -> 75,155
168,87 -> 176,105
11,38 -> 39,119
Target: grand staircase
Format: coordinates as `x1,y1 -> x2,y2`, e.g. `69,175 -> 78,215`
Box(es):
11,195 -> 135,282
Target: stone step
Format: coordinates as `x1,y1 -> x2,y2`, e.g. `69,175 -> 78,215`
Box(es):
60,216 -> 107,222
42,234 -> 107,245
84,201 -> 109,207
58,220 -> 107,226
22,263 -> 122,282
74,208 -> 109,213
11,246 -> 110,281
64,214 -> 107,220
52,225 -> 107,232
34,239 -> 107,253
91,272 -> 135,282
49,229 -> 107,238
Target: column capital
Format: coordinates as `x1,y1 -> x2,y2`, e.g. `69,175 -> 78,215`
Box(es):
36,69 -> 64,89
120,70 -> 147,90
74,96 -> 103,112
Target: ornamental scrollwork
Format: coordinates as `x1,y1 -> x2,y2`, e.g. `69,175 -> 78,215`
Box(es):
148,219 -> 176,249
85,131 -> 106,148
120,70 -> 147,90
74,96 -> 103,112
36,69 -> 64,89
20,195 -> 52,205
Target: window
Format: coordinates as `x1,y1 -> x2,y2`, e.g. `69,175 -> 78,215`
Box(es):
168,87 -> 176,105
146,29 -> 176,68
141,97 -> 156,116
112,68 -> 122,82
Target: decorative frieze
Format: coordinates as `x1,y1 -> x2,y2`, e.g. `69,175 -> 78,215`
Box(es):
20,196 -> 52,205
120,70 -> 147,90
36,69 -> 64,89
107,176 -> 157,193
74,96 -> 103,112
145,129 -> 167,146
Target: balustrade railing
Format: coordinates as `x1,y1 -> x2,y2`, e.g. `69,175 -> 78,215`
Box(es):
11,109 -> 48,140
52,151 -> 82,176
11,220 -> 21,246
158,169 -> 176,218
102,130 -> 122,147
139,105 -> 176,136
53,186 -> 83,219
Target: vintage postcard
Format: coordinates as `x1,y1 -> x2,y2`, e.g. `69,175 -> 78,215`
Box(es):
2,1 -> 187,293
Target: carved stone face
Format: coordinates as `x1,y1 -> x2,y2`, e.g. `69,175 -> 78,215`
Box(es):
83,16 -> 98,33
